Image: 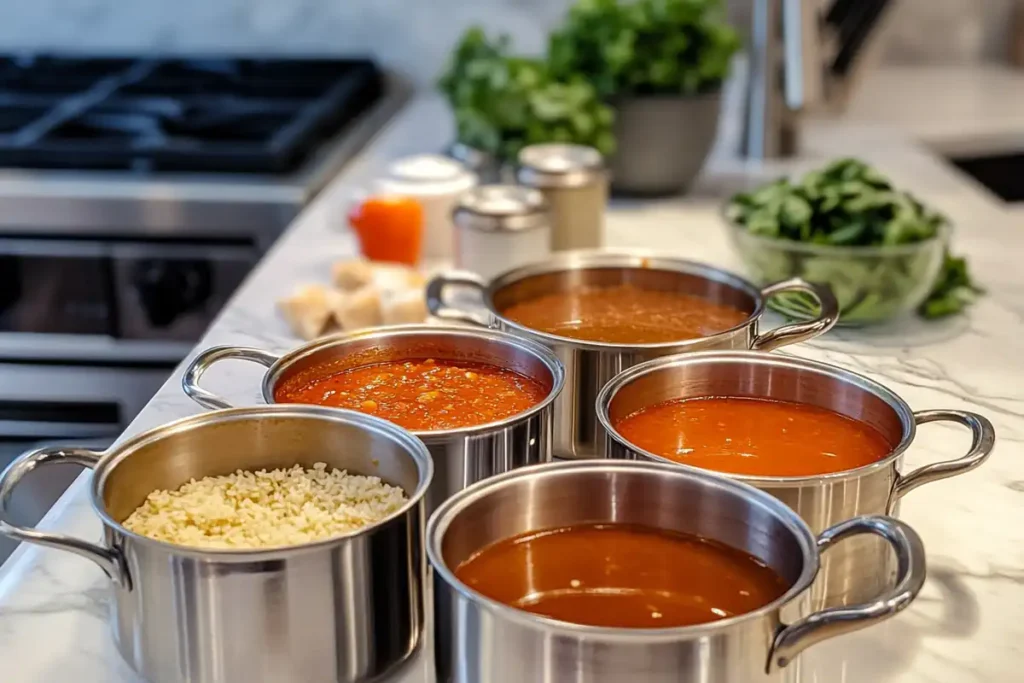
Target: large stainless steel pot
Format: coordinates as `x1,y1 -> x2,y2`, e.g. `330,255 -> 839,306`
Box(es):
597,351 -> 995,608
0,406 -> 433,683
428,460 -> 926,683
182,325 -> 564,512
426,251 -> 839,459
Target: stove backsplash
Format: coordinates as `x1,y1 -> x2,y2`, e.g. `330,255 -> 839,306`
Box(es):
0,0 -> 1014,87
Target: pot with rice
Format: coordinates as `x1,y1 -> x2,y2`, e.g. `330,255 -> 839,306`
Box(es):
0,405 -> 433,683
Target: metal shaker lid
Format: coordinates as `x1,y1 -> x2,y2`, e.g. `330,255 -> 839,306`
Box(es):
379,154 -> 477,196
516,144 -> 606,189
452,185 -> 550,233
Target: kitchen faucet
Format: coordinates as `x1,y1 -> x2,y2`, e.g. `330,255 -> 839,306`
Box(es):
741,0 -> 896,159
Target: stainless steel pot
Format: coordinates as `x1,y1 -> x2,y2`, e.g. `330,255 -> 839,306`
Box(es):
597,351 -> 995,608
0,406 -> 433,683
426,251 -> 839,459
428,460 -> 926,683
182,325 -> 565,512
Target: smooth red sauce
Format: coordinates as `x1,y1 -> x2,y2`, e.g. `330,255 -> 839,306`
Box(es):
273,358 -> 548,431
454,523 -> 788,628
614,397 -> 894,477
500,284 -> 749,344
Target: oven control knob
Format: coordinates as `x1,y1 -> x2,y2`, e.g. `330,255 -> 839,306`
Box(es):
134,260 -> 213,328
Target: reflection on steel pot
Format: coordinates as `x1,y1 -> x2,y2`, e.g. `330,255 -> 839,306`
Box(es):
182,324 -> 564,512
426,250 -> 839,459
0,406 -> 433,683
598,351 -> 995,608
428,460 -> 926,683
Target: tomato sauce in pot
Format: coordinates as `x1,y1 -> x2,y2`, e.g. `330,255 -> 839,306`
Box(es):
273,358 -> 548,431
454,523 -> 789,628
500,284 -> 749,345
614,397 -> 894,477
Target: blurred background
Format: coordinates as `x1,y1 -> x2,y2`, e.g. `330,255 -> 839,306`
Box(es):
1,0 -> 1020,86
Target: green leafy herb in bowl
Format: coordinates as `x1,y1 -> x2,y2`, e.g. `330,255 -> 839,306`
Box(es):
725,158 -> 982,324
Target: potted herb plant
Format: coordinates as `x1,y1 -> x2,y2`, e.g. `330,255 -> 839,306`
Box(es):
438,27 -> 615,177
549,0 -> 740,195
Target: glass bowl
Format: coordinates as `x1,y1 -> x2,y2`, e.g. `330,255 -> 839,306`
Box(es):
726,219 -> 949,325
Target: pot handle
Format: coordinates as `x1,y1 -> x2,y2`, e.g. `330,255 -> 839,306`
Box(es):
182,345 -> 281,410
0,445 -> 127,587
752,278 -> 840,351
768,515 -> 925,672
893,410 -> 995,501
425,271 -> 492,327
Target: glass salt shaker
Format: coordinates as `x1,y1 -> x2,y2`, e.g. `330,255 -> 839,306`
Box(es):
453,185 -> 551,279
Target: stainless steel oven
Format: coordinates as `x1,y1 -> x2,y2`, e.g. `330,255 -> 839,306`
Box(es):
0,361 -> 170,564
0,234 -> 258,565
0,236 -> 258,347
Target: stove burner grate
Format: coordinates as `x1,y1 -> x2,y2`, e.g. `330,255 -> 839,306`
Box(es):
0,56 -> 383,174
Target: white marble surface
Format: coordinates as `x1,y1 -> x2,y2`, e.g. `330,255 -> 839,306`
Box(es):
2,76 -> 1024,682
831,64 -> 1024,156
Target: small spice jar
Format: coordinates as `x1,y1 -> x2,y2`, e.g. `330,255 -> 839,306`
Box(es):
374,154 -> 478,260
516,144 -> 608,251
453,185 -> 551,279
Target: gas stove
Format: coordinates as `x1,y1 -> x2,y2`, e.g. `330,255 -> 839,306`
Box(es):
0,55 -> 411,564
0,55 -> 406,241
0,54 -> 406,365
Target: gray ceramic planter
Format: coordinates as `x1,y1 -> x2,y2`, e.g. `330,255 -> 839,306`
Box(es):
610,92 -> 722,196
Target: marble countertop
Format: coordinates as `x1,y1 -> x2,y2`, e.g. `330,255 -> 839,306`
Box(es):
3,69 -> 1024,683
832,64 -> 1024,157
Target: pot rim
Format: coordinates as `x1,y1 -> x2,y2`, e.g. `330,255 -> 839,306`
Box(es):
426,459 -> 819,640
596,350 -> 917,487
478,249 -> 768,352
261,324 -> 566,442
90,405 -> 434,560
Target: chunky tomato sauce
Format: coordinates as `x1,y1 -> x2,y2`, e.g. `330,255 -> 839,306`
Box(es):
501,284 -> 749,344
273,358 -> 548,431
455,523 -> 788,628
615,397 -> 893,477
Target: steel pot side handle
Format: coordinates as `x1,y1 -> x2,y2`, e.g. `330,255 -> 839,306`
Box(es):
182,346 -> 281,410
768,515 -> 926,672
893,410 -> 996,501
0,445 -> 128,587
425,271 -> 492,327
752,278 -> 840,351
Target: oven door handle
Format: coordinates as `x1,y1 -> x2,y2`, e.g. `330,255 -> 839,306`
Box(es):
182,345 -> 281,410
0,421 -> 120,440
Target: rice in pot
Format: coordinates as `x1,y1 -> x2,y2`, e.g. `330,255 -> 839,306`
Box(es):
122,462 -> 407,549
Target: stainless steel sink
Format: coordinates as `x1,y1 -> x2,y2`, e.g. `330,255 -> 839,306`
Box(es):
949,153 -> 1024,203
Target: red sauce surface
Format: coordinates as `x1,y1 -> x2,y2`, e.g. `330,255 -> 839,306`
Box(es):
500,284 -> 749,344
274,358 -> 548,431
454,523 -> 788,628
614,397 -> 893,477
